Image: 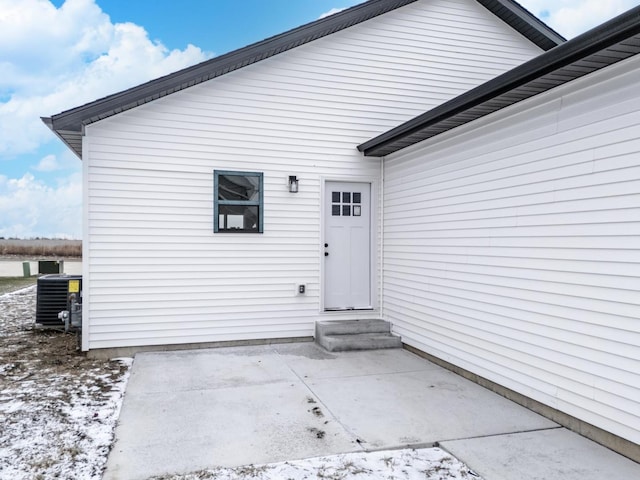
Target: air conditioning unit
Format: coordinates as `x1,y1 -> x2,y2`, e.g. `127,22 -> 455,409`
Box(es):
36,274 -> 82,327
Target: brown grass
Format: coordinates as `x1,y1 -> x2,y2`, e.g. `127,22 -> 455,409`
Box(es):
0,277 -> 37,295
0,287 -> 130,478
0,241 -> 81,258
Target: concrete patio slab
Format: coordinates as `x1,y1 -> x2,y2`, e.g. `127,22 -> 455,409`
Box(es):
103,343 -> 639,480
126,345 -> 298,393
106,380 -> 358,479
307,368 -> 558,449
441,428 -> 640,480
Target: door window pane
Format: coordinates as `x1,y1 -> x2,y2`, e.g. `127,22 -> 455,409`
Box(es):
330,190 -> 365,217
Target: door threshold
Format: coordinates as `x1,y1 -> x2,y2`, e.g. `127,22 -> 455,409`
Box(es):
324,307 -> 375,312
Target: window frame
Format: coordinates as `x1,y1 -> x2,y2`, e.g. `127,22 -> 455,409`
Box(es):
213,170 -> 264,233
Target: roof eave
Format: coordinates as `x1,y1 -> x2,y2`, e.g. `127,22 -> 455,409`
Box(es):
358,5 -> 640,157
477,0 -> 566,50
46,0 -> 421,134
41,117 -> 83,159
42,0 -> 565,159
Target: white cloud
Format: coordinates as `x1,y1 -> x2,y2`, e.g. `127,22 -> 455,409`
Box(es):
0,0 -> 212,157
33,154 -> 60,172
518,0 -> 640,39
0,171 -> 82,238
319,7 -> 346,20
31,151 -> 79,172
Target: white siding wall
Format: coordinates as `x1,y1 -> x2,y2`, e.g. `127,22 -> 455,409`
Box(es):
383,54 -> 640,444
83,0 -> 543,350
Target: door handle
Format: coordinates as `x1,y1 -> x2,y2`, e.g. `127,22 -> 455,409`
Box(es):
325,252 -> 329,256
324,243 -> 328,248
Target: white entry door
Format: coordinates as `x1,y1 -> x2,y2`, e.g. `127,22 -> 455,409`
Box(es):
324,181 -> 371,310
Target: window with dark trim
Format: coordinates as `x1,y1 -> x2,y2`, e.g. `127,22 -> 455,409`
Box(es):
214,170 -> 263,233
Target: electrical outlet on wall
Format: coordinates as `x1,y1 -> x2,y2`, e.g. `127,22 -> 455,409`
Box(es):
295,284 -> 306,295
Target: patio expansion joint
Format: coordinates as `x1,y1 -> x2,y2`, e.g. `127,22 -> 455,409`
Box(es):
278,356 -> 368,451
434,425 -> 564,447
358,441 -> 440,453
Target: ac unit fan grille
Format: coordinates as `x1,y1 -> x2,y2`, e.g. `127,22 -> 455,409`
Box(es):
36,275 -> 82,326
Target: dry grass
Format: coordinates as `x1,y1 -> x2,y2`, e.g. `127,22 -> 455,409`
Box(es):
0,240 -> 81,258
0,286 -> 131,479
0,277 -> 37,295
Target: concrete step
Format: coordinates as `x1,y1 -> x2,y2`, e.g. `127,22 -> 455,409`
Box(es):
315,320 -> 401,352
316,319 -> 391,337
318,332 -> 402,352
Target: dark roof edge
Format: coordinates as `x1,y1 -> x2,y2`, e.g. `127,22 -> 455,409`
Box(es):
358,5 -> 640,156
46,0 -> 419,131
45,0 -> 563,134
478,0 -> 565,49
41,116 -> 82,158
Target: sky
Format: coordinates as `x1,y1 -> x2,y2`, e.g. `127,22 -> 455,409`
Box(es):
1,0 -> 639,239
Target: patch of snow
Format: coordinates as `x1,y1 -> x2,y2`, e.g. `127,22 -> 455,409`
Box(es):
1,286 -> 481,480
0,287 -> 132,480
0,284 -> 36,300
151,447 -> 482,479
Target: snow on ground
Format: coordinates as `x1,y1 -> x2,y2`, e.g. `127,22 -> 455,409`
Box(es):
151,448 -> 482,479
1,285 -> 482,480
0,286 -> 131,480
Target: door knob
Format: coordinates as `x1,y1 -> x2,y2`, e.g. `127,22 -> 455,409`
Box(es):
324,243 -> 328,248
325,252 -> 329,256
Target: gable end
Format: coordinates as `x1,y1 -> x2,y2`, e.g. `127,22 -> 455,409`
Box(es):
42,0 -> 563,159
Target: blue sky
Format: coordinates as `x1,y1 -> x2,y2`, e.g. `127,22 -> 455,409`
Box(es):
1,0 -> 638,239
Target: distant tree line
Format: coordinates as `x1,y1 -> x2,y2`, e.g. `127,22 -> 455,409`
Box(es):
0,237 -> 79,240
0,240 -> 82,258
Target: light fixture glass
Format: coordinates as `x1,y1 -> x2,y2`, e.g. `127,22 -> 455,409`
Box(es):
288,175 -> 299,193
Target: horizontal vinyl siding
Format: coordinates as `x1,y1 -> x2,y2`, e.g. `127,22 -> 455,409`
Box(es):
383,54 -> 640,444
83,0 -> 544,350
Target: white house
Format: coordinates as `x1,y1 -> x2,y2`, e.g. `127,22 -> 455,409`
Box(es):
358,4 -> 640,460
43,0 -> 639,463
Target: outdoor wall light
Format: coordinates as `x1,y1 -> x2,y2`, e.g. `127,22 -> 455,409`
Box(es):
288,175 -> 299,193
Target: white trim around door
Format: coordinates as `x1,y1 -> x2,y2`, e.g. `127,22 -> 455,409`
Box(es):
322,180 -> 375,311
